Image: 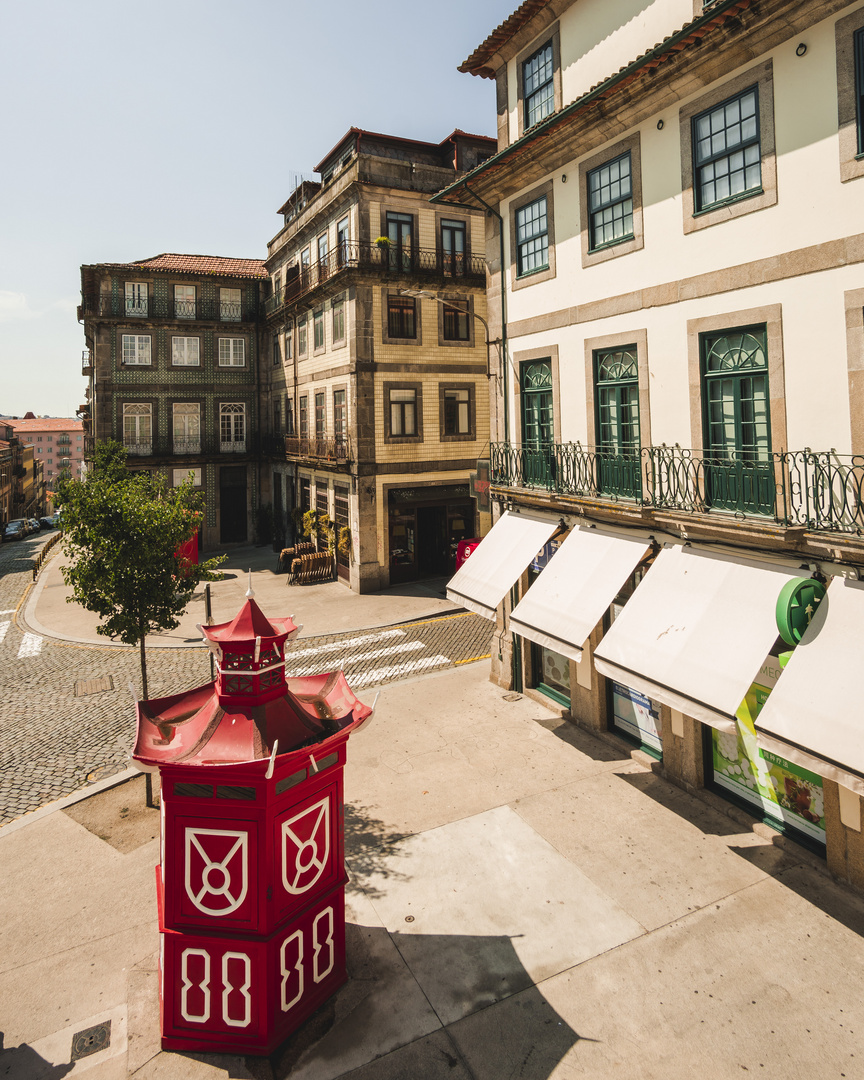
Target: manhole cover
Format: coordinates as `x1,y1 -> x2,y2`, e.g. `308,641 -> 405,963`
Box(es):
71,1020 -> 111,1061
75,676 -> 115,697
503,692 -> 522,702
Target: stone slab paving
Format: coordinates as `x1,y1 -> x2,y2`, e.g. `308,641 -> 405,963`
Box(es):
0,540 -> 493,825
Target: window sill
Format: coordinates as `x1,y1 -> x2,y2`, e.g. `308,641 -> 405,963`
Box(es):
516,265 -> 550,281
693,187 -> 763,217
588,233 -> 635,255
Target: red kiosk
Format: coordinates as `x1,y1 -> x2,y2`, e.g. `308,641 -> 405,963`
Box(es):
132,583 -> 375,1055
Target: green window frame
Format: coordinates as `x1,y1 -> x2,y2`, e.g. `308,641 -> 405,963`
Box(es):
692,86 -> 761,212
855,27 -> 864,155
588,152 -> 633,251
520,360 -> 554,489
515,196 -> 549,277
523,42 -> 554,129
594,347 -> 641,500
700,326 -> 774,515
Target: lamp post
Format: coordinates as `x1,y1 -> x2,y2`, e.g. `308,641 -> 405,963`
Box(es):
398,289 -> 498,381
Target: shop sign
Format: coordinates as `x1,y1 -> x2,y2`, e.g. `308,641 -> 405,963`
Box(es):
711,659 -> 825,843
612,682 -> 662,753
775,577 -> 826,646
531,537 -> 563,573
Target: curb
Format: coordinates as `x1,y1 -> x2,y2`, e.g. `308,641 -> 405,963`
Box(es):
0,766 -> 141,838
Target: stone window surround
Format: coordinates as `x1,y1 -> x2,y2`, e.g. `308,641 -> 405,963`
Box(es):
835,6 -> 864,183
511,343 -> 561,445
217,335 -> 248,368
686,303 -> 787,454
381,289 -> 422,346
297,312 -> 308,358
515,23 -> 561,140
331,293 -> 347,347
438,381 -> 477,442
384,381 -> 424,444
434,210 -> 472,261
579,132 -> 644,269
436,294 -> 476,348
844,287 -> 864,454
509,179 -> 557,293
171,334 -> 201,367
583,329 -> 652,450
312,307 -> 326,355
679,59 -> 777,234
118,329 -> 152,367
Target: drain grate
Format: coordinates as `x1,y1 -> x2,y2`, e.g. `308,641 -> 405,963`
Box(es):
70,1020 -> 111,1061
75,675 -> 115,697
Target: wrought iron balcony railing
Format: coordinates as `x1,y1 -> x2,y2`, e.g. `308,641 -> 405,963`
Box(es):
265,240 -> 486,316
80,296 -> 259,323
490,441 -> 864,536
122,433 -> 257,458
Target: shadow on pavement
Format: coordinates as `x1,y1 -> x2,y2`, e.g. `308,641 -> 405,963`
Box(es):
616,767 -> 749,837
344,802 -> 411,901
0,1032 -> 74,1079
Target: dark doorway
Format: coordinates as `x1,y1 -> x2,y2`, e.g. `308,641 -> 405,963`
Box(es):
417,506 -> 448,575
220,466 -> 247,543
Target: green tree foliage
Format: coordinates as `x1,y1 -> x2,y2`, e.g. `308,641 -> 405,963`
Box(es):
57,441 -> 224,699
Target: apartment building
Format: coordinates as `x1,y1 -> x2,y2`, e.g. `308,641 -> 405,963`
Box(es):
9,415 -> 85,489
438,0 -> 864,884
262,128 -> 496,592
0,422 -> 45,524
79,254 -> 266,549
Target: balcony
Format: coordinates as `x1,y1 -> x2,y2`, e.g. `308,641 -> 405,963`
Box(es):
82,350 -> 93,375
491,442 -> 864,536
265,241 -> 486,318
80,296 -> 259,324
122,434 -> 256,458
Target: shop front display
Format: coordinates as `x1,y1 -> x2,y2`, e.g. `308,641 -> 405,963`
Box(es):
388,485 -> 474,584
610,681 -> 662,755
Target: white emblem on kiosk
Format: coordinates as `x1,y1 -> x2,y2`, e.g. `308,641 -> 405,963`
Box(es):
184,828 -> 249,915
281,798 -> 330,895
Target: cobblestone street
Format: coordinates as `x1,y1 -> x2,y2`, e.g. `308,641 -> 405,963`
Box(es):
0,537 -> 493,825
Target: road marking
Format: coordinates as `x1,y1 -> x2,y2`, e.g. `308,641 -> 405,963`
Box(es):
17,633 -> 42,658
0,621 -> 10,645
350,655 -> 451,688
0,609 -> 14,616
286,640 -> 424,677
286,627 -> 405,661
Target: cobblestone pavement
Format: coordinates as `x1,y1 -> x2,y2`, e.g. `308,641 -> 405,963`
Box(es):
0,539 -> 493,825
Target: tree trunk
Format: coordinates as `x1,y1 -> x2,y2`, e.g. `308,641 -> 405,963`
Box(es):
139,634 -> 148,701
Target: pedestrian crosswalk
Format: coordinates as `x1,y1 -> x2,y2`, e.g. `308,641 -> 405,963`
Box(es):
0,621 -> 10,645
16,633 -> 42,658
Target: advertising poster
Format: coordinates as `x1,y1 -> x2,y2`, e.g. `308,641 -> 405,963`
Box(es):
711,659 -> 825,843
612,682 -> 662,754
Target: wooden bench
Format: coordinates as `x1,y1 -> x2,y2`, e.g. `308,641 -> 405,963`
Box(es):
276,542 -> 315,574
288,551 -> 334,585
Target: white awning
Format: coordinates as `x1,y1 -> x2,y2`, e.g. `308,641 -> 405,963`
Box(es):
509,525 -> 652,664
593,545 -> 802,734
445,510 -> 558,620
756,576 -> 864,796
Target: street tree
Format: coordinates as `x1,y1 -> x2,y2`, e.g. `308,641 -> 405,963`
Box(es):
57,441 -> 224,699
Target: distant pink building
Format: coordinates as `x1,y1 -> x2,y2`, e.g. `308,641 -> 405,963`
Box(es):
9,415 -> 85,490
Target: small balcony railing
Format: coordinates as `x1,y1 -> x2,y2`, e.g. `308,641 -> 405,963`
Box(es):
81,296 -> 259,323
265,240 -> 486,316
122,433 -> 256,458
283,434 -> 351,463
172,436 -> 201,455
490,441 -> 864,536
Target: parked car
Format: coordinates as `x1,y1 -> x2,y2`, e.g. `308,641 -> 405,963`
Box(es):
39,516 -> 54,530
28,518 -> 42,533
51,512 -> 62,527
3,519 -> 28,542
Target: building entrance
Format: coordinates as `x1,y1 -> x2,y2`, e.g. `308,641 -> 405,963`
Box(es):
220,466 -> 247,544
388,484 -> 473,584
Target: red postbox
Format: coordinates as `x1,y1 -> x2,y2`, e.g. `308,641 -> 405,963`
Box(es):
132,587 -> 375,1055
456,538 -> 482,571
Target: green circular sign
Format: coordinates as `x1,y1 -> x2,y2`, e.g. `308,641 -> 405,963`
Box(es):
776,577 -> 826,646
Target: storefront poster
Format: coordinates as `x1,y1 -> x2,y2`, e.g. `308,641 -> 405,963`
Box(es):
540,648 -> 571,697
612,682 -> 662,753
711,659 -> 825,843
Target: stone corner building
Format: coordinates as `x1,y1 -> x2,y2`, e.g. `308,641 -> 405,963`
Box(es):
262,127 -> 496,592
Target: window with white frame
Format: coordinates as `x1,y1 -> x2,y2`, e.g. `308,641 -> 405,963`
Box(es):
219,403 -> 245,451
317,233 -> 328,265
218,337 -> 245,366
298,316 -> 307,355
122,334 -> 151,365
172,402 -> 200,454
173,468 -> 202,487
125,282 -> 148,316
172,337 -> 200,366
174,284 -> 196,318
337,216 -> 349,263
220,287 -> 241,321
389,387 -> 418,437
123,403 -> 152,454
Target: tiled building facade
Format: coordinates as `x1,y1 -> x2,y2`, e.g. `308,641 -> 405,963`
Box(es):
262,128 -> 496,591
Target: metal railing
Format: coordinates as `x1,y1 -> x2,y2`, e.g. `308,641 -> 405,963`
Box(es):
122,434 -> 257,458
265,240 -> 486,316
490,442 -> 864,535
278,434 -> 352,462
80,296 -> 259,323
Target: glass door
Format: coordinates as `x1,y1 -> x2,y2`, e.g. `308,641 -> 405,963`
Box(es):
520,360 -> 554,488
595,347 -> 641,499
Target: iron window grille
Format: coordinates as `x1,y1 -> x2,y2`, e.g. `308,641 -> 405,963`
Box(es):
523,42 -> 554,129
692,86 -> 761,212
516,196 -> 549,277
588,152 -> 634,250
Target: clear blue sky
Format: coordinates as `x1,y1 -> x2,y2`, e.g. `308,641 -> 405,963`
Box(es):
0,0 -> 507,417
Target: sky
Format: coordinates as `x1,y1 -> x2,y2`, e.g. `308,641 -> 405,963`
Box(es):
0,0 -> 508,418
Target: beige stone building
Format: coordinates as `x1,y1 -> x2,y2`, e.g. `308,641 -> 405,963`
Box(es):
438,0 -> 864,887
263,128 -> 496,592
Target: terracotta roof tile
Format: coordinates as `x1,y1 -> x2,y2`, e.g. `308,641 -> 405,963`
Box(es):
459,0 -> 553,77
9,418 -> 84,433
87,254 -> 267,280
